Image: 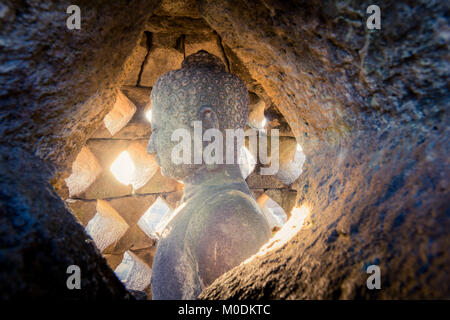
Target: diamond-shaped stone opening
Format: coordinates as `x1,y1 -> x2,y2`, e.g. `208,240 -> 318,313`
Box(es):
110,150 -> 135,186
65,146 -> 103,197
257,194 -> 287,231
128,142 -> 158,190
137,197 -> 173,240
114,251 -> 152,291
104,90 -> 137,136
85,200 -> 129,252
275,141 -> 306,185
110,142 -> 158,190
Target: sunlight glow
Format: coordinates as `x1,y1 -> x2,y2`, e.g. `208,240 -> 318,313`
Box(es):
243,204 -> 311,264
261,117 -> 267,128
146,109 -> 152,123
110,151 -> 135,186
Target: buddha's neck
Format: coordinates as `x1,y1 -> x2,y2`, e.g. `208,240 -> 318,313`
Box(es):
183,165 -> 247,201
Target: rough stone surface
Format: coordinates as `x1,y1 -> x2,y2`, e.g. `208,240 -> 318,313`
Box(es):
140,47 -> 184,87
104,224 -> 155,254
198,0 -> 450,299
154,0 -> 201,18
104,253 -> 125,270
103,90 -> 137,136
65,146 -> 103,197
184,33 -> 228,66
0,0 -> 161,298
275,137 -> 306,185
121,86 -> 152,109
145,15 -> 213,34
114,250 -> 152,291
152,32 -> 184,49
91,87 -> 152,140
122,32 -> 150,86
265,104 -> 294,136
246,170 -> 287,189
85,200 -> 130,252
91,121 -> 151,140
108,195 -> 158,226
66,199 -> 97,227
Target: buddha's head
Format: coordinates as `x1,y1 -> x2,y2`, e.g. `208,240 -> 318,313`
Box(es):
147,51 -> 249,181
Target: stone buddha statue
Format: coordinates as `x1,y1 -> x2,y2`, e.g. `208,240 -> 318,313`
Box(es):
147,51 -> 271,300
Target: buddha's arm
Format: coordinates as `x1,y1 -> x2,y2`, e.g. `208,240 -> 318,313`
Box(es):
186,190 -> 271,289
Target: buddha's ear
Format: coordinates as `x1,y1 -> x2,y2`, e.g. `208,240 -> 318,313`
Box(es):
198,105 -> 219,130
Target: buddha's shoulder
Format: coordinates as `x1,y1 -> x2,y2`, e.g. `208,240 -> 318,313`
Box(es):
185,189 -> 270,242
193,189 -> 265,223
209,189 -> 258,208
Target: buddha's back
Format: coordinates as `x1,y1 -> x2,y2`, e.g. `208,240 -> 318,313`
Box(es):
151,183 -> 271,300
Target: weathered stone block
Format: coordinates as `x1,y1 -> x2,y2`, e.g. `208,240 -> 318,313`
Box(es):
122,32 -> 149,86
257,193 -> 287,230
104,224 -> 155,255
107,195 -> 157,226
185,33 -> 227,67
91,121 -> 151,140
91,87 -> 152,139
246,170 -> 287,189
140,47 -> 184,87
85,200 -> 130,252
154,0 -> 201,18
65,146 -> 103,198
249,188 -> 265,200
114,251 -> 152,292
103,253 -> 125,271
66,199 -> 97,227
275,137 -> 306,185
126,142 -> 159,190
152,32 -> 183,49
136,168 -> 183,194
162,190 -> 184,209
265,189 -> 297,218
104,90 -> 137,136
145,16 -> 212,34
120,86 -> 152,110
